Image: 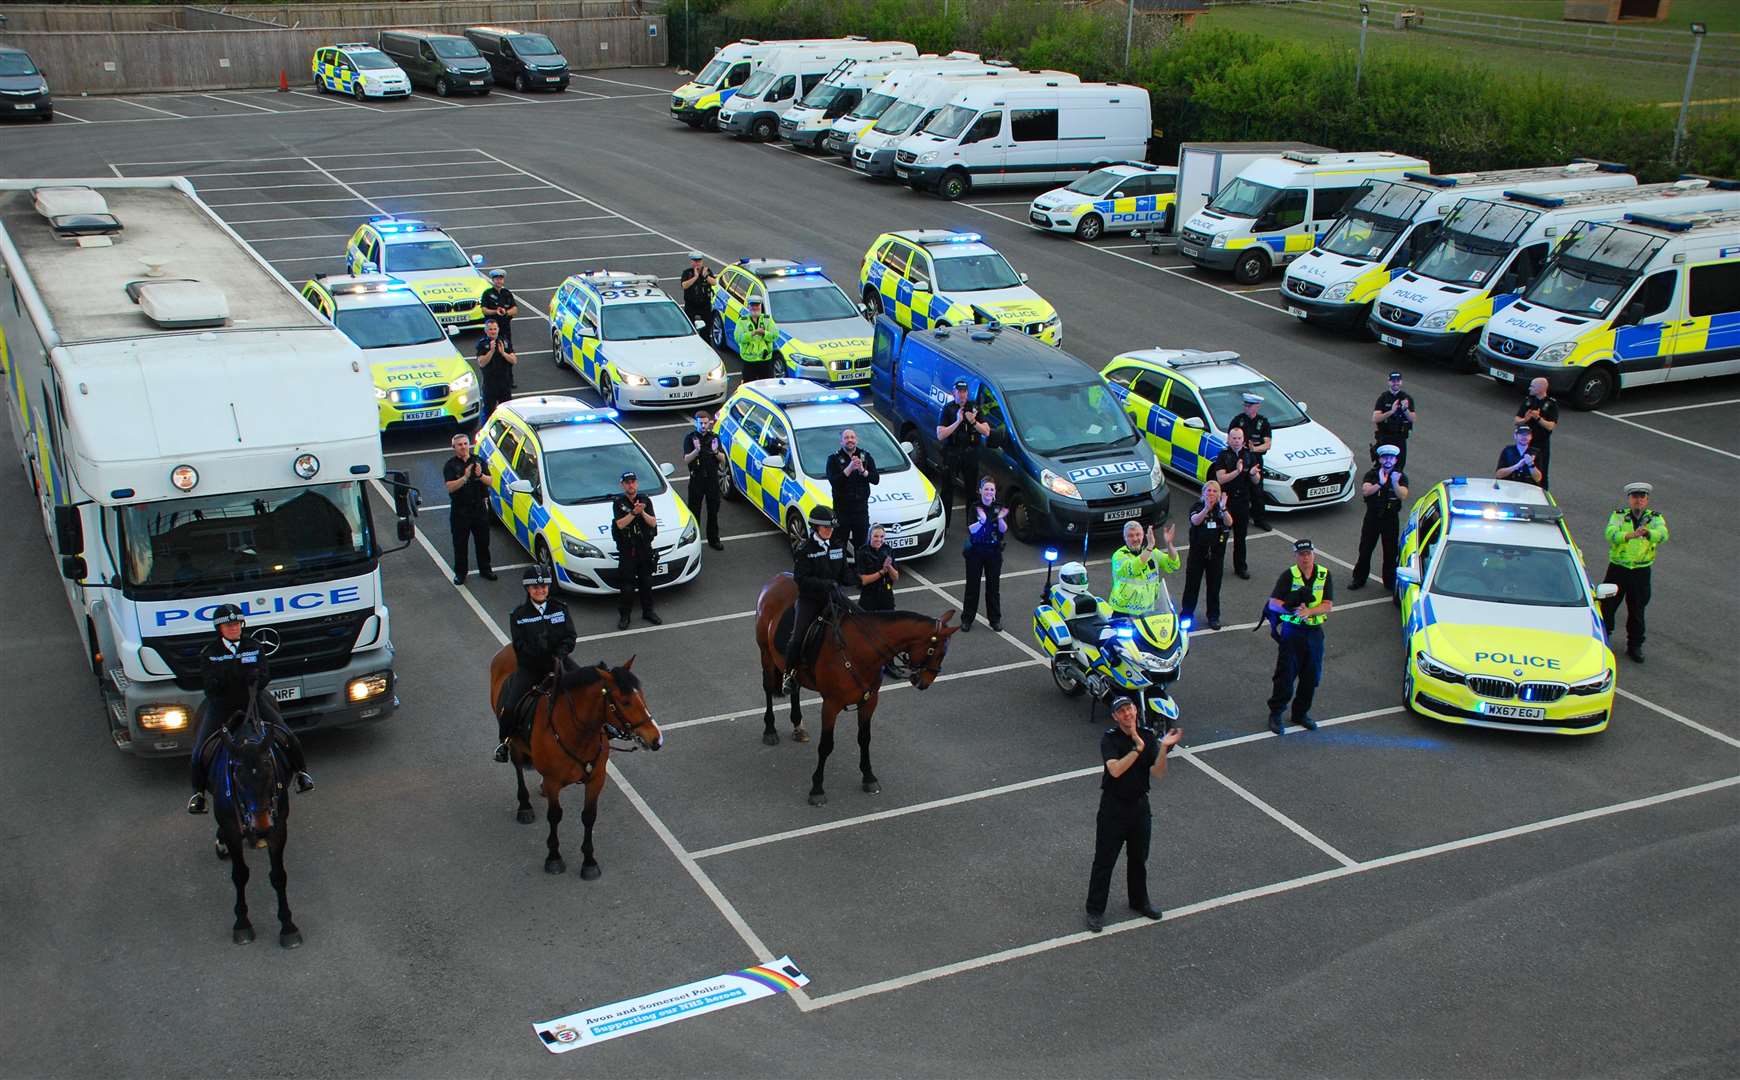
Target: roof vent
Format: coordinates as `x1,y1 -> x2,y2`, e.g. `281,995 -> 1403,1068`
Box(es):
125,279 -> 231,329
34,186 -> 122,239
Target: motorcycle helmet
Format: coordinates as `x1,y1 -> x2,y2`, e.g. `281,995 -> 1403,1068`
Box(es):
1056,561 -> 1091,597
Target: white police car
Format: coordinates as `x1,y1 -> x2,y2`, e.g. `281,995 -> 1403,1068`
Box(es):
549,270 -> 728,410
1027,161 -> 1180,241
312,44 -> 412,99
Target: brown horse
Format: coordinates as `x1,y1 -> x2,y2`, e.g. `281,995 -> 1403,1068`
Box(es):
754,573 -> 959,805
487,651 -> 663,878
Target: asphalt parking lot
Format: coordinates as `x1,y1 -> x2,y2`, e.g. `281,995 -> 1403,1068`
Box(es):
3,70 -> 1738,1078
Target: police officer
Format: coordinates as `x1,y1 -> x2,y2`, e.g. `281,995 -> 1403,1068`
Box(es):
856,524 -> 900,612
679,252 -> 716,325
1265,539 -> 1333,735
961,476 -> 1009,632
1371,371 -> 1416,470
782,506 -> 854,694
1108,520 -> 1179,617
826,427 -> 880,553
682,408 -> 727,551
1602,481 -> 1668,663
1212,425 -> 1261,580
1083,695 -> 1182,933
442,431 -> 495,585
610,470 -> 661,631
1228,392 -> 1273,531
475,318 -> 516,430
1514,377 -> 1559,490
735,295 -> 778,382
493,567 -> 578,761
187,605 -> 312,813
936,378 -> 990,534
480,268 -> 518,353
1348,444 -> 1409,592
1495,424 -> 1543,486
1179,480 -> 1234,631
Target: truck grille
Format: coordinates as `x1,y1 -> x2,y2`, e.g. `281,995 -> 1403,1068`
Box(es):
1466,675 -> 1568,703
1486,334 -> 1536,360
1377,302 -> 1421,327
1286,278 -> 1324,299
895,149 -> 917,165
146,611 -> 372,692
1179,228 -> 1213,249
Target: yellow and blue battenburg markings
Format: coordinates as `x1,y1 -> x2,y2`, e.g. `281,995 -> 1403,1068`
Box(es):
717,388 -> 860,528
1090,192 -> 1175,227
1105,380 -> 1225,482
481,409 -> 619,587
1229,232 -> 1319,256
313,53 -> 358,94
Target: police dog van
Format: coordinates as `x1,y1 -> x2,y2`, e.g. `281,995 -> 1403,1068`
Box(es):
716,40 -> 916,141
1179,151 -> 1429,284
1281,161 -> 1635,331
1480,208 -> 1740,409
843,65 -> 1040,173
779,53 -> 982,149
1369,177 -> 1740,370
1028,160 -> 1180,241
671,37 -> 860,129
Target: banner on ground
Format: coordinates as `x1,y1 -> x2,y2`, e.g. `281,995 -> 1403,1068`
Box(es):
533,955 -> 809,1052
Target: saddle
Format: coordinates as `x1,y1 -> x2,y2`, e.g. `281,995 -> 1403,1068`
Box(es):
775,595 -> 857,676
196,709 -> 290,778
496,662 -> 573,742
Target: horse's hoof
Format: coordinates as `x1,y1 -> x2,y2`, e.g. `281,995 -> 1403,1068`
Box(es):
580,863 -> 601,881
516,807 -> 535,825
863,781 -> 881,795
808,792 -> 827,806
544,858 -> 566,875
761,730 -> 780,746
279,930 -> 303,950
214,841 -> 229,861
253,838 -> 268,850
792,726 -> 810,743
233,927 -> 255,945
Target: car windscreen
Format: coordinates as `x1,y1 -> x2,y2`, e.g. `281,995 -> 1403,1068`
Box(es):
385,239 -> 469,272
512,34 -> 558,57
1201,381 -> 1308,430
771,283 -> 859,322
1412,232 -> 1511,287
1065,169 -> 1127,197
738,69 -> 777,98
793,421 -> 911,480
1207,178 -> 1280,218
933,252 -> 1022,292
1005,383 -> 1139,457
0,54 -> 40,77
874,101 -> 923,134
849,91 -> 896,120
922,103 -> 975,139
696,57 -> 730,85
1520,260 -> 1636,318
334,303 -> 445,348
601,300 -> 694,341
800,82 -> 845,109
432,39 -> 482,59
1430,541 -> 1587,607
1320,212 -> 1408,260
351,52 -> 397,70
545,443 -> 666,505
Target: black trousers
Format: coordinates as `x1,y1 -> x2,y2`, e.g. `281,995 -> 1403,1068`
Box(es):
1181,538 -> 1226,623
689,472 -> 721,544
937,452 -> 974,531
962,546 -> 1003,626
1248,464 -> 1270,527
617,552 -> 656,616
1085,795 -> 1151,915
785,593 -> 828,672
1267,623 -> 1324,720
479,385 -> 510,430
497,657 -> 570,741
859,585 -> 895,612
190,695 -> 303,792
1535,446 -> 1551,490
1601,563 -> 1651,647
1227,499 -> 1252,574
835,502 -> 870,553
1370,436 -> 1409,471
450,510 -> 492,579
1350,510 -> 1400,589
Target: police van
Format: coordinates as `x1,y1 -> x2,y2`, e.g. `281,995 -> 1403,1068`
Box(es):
780,52 -> 985,150
549,270 -> 728,410
345,217 -> 491,327
463,27 -> 570,92
718,40 -> 917,141
1281,161 -> 1635,331
709,260 -> 873,385
1027,161 -> 1180,241
823,61 -> 1015,158
851,69 -> 1076,180
1178,151 -> 1430,284
1368,178 -> 1740,370
670,37 -> 886,130
1480,208 -> 1740,409
377,30 -> 492,97
860,229 -> 1060,345
870,318 -> 1169,542
311,43 -> 411,99
894,80 -> 1150,201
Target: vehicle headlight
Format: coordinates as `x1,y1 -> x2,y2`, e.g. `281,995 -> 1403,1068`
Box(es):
1416,650 -> 1465,684
705,363 -> 726,382
1041,469 -> 1081,500
618,369 -> 652,387
680,519 -> 699,546
927,497 -> 943,519
1535,341 -> 1578,365
1210,234 -> 1229,249
561,534 -> 605,560
1263,466 -> 1291,482
374,386 -> 388,400
788,351 -> 821,369
918,151 -> 939,164
1568,668 -> 1614,696
1148,468 -> 1163,492
1420,308 -> 1455,330
1322,281 -> 1356,303
1041,315 -> 1060,329
346,672 -> 390,702
451,371 -> 477,391
138,704 -> 190,732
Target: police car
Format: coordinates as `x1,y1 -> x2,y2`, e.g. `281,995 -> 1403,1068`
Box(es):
299,274 -> 478,431
718,379 -> 945,555
478,397 -> 703,595
549,270 -> 728,410
1027,161 -> 1180,241
859,230 -> 1060,345
1100,349 -> 1355,510
345,218 -> 490,327
709,259 -> 873,385
311,44 -> 412,99
1396,478 -> 1617,734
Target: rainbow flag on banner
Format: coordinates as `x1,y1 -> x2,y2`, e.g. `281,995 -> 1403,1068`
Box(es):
533,956 -> 810,1053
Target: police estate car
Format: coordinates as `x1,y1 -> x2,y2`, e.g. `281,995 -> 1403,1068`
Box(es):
1397,478 -> 1617,735
1027,161 -> 1180,241
300,274 -> 477,431
1100,349 -> 1356,510
479,397 -> 703,595
859,230 -> 1060,345
312,44 -> 412,99
709,259 -> 873,385
718,379 -> 945,555
345,218 -> 490,327
549,270 -> 728,410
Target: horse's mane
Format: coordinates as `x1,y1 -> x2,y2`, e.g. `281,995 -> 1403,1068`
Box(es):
854,609 -> 938,623
557,662 -> 643,696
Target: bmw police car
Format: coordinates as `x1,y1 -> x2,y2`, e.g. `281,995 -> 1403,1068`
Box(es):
479,397 -> 703,595
345,218 -> 490,327
1397,478 -> 1617,735
718,379 -> 945,555
1027,161 -> 1179,241
709,259 -> 873,385
1100,349 -> 1356,510
300,274 -> 478,431
312,44 -> 412,99
860,230 -> 1060,345
549,270 -> 728,410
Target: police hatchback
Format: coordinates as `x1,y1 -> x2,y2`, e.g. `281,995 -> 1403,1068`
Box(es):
345,217 -> 490,327
312,44 -> 412,99
1028,161 -> 1179,241
860,229 -> 1059,345
479,397 -> 703,595
1397,478 -> 1617,735
550,270 -> 728,410
709,259 -> 873,385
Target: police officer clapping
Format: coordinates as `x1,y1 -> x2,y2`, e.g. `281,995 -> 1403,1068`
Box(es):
682,408 -> 727,550
1179,479 -> 1234,631
611,471 -> 661,630
826,428 -> 880,553
1348,445 -> 1409,591
936,379 -> 990,533
1083,696 -> 1182,933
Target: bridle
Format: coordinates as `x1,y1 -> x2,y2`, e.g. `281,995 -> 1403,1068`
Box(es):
833,612 -> 952,706
220,706 -> 281,841
537,670 -> 657,779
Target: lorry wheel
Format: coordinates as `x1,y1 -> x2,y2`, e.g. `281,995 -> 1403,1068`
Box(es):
751,116 -> 777,142
1075,214 -> 1105,242
1569,366 -> 1616,410
937,170 -> 970,201
1232,250 -> 1270,285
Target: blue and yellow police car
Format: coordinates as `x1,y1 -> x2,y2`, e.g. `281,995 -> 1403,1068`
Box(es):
859,230 -> 1060,345
709,259 -> 873,385
549,270 -> 728,410
1027,161 -> 1180,242
344,218 -> 490,328
311,44 -> 412,99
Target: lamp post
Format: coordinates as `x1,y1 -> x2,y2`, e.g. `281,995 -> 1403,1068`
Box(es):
1355,3 -> 1370,95
1125,0 -> 1136,69
1672,22 -> 1707,166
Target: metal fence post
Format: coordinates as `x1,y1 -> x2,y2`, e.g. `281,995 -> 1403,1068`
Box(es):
1355,3 -> 1370,95
1672,22 -> 1706,166
1125,0 -> 1135,68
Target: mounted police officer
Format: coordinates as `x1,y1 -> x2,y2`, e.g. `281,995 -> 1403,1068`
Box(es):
935,377 -> 990,534
187,604 -> 312,814
1602,481 -> 1668,663
1348,444 -> 1409,592
1265,539 -> 1334,735
782,505 -> 855,694
494,566 -> 578,761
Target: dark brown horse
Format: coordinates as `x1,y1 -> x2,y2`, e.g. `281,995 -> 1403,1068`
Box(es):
754,573 -> 959,805
488,652 -> 663,878
202,711 -> 300,947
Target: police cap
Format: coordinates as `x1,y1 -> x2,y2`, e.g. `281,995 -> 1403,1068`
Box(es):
1375,444 -> 1400,459
687,251 -> 705,261
1388,371 -> 1403,381
523,566 -> 553,587
1241,392 -> 1264,405
1293,539 -> 1315,553
1624,481 -> 1653,497
809,506 -> 837,526
747,295 -> 763,306
953,377 -> 969,389
211,603 -> 246,627
620,470 -> 637,483
1515,423 -> 1532,435
489,268 -> 506,280
1108,695 -> 1137,713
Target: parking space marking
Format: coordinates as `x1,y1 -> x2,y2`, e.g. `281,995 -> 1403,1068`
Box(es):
350,170 -> 524,185
202,93 -> 279,114
495,249 -> 681,272
50,109 -> 93,123
1179,750 -> 1359,866
1610,397 -> 1740,418
1593,410 -> 1740,461
902,563 -> 1051,665
289,89 -> 386,112
574,74 -> 676,92
204,194 -> 373,207
764,143 -> 857,174
195,181 -> 346,194
116,98 -> 189,118
1617,687 -> 1740,749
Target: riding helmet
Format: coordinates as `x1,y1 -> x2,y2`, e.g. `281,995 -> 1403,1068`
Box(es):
1056,561 -> 1091,596
808,506 -> 837,527
211,603 -> 246,627
523,566 -> 554,587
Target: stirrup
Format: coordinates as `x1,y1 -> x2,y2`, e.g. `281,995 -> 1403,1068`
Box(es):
187,792 -> 208,815
493,740 -> 511,763
293,771 -> 315,793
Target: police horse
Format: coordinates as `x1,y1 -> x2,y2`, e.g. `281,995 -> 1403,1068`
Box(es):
199,706 -> 302,948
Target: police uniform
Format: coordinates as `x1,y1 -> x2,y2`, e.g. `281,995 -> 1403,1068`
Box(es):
476,334 -> 514,429
1084,706 -> 1165,931
1180,497 -> 1232,629
679,255 -> 715,323
1349,447 -> 1407,591
1210,443 -> 1261,578
480,279 -> 517,350
1515,391 -> 1559,490
1108,540 -> 1180,616
1372,374 -> 1415,470
1496,426 -> 1543,487
1228,396 -> 1273,529
936,383 -> 985,533
856,539 -> 897,611
682,418 -> 726,549
783,509 -> 854,685
961,493 -> 1008,631
443,449 -> 493,583
187,609 -> 310,809
735,304 -> 778,382
496,570 -> 578,747
1266,541 -> 1332,734
826,444 -> 880,553
1601,482 -> 1668,662
610,473 -> 660,629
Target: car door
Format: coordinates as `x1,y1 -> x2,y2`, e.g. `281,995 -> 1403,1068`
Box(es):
1156,374 -> 1222,482
507,434 -> 545,551
1399,493 -> 1444,619
575,294 -> 603,384
484,423 -> 522,525
957,109 -> 1006,183
902,243 -> 944,326
1258,187 -> 1311,263
1609,267 -> 1680,388
1005,106 -> 1058,184
712,266 -> 748,350
725,399 -> 768,511
1672,258 -> 1740,383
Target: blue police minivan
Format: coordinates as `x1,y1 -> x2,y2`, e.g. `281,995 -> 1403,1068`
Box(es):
869,315 -> 1169,542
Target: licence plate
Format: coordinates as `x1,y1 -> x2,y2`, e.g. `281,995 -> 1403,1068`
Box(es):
1102,507 -> 1144,522
1487,366 -> 1515,383
1286,306 -> 1308,320
852,160 -> 868,172
666,390 -> 696,400
885,534 -> 920,549
400,407 -> 443,421
1179,245 -> 1200,258
1379,333 -> 1404,348
1482,702 -> 1543,720
547,76 -> 562,82
1029,213 -> 1047,225
895,168 -> 909,179
269,685 -> 303,703
1306,483 -> 1340,498
469,79 -> 484,85
13,104 -> 36,111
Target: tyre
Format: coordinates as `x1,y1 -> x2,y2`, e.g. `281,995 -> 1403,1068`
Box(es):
551,330 -> 564,368
750,115 -> 777,142
435,78 -> 451,98
786,508 -> 806,548
1052,656 -> 1087,698
1159,207 -> 1175,235
535,539 -> 557,585
724,462 -> 742,502
1232,249 -> 1270,286
515,73 -> 531,93
1452,332 -> 1482,373
1075,213 -> 1105,242
314,76 -> 326,94
598,373 -> 616,409
864,290 -> 884,317
937,170 -> 970,201
1009,499 -> 1041,544
709,311 -> 727,349
352,83 -> 365,101
1569,365 -> 1616,410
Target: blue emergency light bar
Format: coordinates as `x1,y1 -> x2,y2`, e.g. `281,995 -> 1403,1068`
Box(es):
1449,499 -> 1563,523
1502,190 -> 1567,208
369,217 -> 427,234
784,389 -> 860,405
944,232 -> 982,243
1043,547 -> 1059,563
529,406 -> 621,428
1622,211 -> 1701,232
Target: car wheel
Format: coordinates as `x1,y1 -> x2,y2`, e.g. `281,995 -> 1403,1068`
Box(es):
1569,365 -> 1616,410
535,539 -> 557,585
598,372 -> 616,409
864,290 -> 884,316
314,75 -> 326,94
1052,656 -> 1087,698
1010,499 -> 1040,544
1232,249 -> 1270,286
515,73 -> 531,93
352,83 -> 365,101
1160,207 -> 1175,235
938,170 -> 970,201
1075,213 -> 1105,242
436,78 -> 451,98
709,311 -> 727,349
786,508 -> 806,548
751,116 -> 778,142
551,330 -> 564,368
1452,332 -> 1482,373
724,463 -> 742,502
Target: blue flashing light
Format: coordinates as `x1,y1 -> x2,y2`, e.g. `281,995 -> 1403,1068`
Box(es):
792,389 -> 861,405
1448,476 -> 1467,485
1043,547 -> 1059,563
945,231 -> 982,243
1115,626 -> 1136,639
1623,211 -> 1698,232
1179,615 -> 1193,631
110,488 -> 135,499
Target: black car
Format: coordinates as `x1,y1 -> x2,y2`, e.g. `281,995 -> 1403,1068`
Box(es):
377,30 -> 492,97
463,27 -> 570,93
0,46 -> 52,121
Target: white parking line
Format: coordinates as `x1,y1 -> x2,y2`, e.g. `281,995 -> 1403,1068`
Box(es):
115,98 -> 188,118
195,181 -> 345,193
326,157 -> 488,172
1179,750 -> 1359,866
51,109 -> 93,124
202,93 -> 281,114
494,249 -> 680,271
1593,410 -> 1740,462
901,563 -> 1049,663
221,198 -> 581,226
289,89 -> 386,112
1609,397 -> 1740,418
205,194 -> 374,207
1616,687 -> 1740,749
573,74 -> 676,92
350,170 -> 525,184
118,167 -> 320,179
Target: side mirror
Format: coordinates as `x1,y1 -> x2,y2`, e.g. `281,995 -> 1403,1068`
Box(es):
579,325 -> 598,338
1295,400 -> 1308,413
446,325 -> 460,337
507,478 -> 534,496
61,555 -> 87,581
762,454 -> 785,470
383,468 -> 419,543
1111,191 -> 1125,199
471,254 -> 487,267
1018,272 -> 1030,284
1594,582 -> 1619,600
692,318 -> 706,331
899,440 -> 915,455
1394,566 -> 1419,588
361,260 -> 379,274
859,303 -> 872,317
658,461 -> 676,478
53,504 -> 83,556
1181,417 -> 1205,430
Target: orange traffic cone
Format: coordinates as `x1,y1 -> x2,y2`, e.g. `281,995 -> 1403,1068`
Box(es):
278,69 -> 289,92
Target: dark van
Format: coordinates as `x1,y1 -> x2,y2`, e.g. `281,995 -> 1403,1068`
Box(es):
0,46 -> 53,122
870,316 -> 1168,541
463,27 -> 571,93
377,30 -> 492,96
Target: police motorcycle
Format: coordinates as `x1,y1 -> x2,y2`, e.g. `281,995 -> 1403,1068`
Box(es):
1032,550 -> 1188,723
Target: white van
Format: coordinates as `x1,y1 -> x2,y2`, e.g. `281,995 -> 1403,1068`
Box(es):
823,61 -> 1003,157
1178,151 -> 1429,284
718,41 -> 918,141
852,69 -> 1079,179
893,81 -> 1150,201
780,52 -> 982,149
1281,161 -> 1636,331
670,37 -> 865,129
1369,177 -> 1740,369
1479,207 -> 1740,409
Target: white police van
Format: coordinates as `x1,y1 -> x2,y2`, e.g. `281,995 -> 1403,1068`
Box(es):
839,64 -> 1030,169
717,40 -> 916,142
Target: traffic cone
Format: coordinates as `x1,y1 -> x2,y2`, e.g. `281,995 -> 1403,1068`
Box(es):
278,69 -> 289,93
